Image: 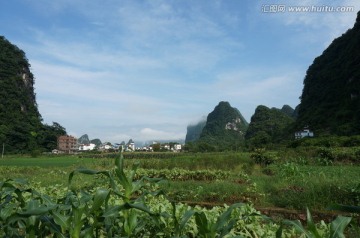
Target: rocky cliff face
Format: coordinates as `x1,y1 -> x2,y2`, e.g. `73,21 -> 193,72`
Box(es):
78,134 -> 90,144
296,11 -> 360,135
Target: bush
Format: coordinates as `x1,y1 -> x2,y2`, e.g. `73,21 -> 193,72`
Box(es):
250,149 -> 278,166
30,149 -> 40,158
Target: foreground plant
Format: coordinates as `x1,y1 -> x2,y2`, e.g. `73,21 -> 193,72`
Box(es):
277,208 -> 352,238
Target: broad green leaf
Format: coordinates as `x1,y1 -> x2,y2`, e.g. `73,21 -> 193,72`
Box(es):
195,212 -> 211,236
179,210 -> 196,233
329,216 -> 351,238
68,168 -> 111,186
328,204 -> 360,213
52,211 -> 70,229
17,200 -> 56,216
91,189 -> 110,213
124,209 -> 138,236
103,205 -> 122,217
0,203 -> 16,220
216,203 -> 244,237
306,208 -> 321,238
284,220 -> 312,237
276,224 -> 283,238
123,202 -> 155,215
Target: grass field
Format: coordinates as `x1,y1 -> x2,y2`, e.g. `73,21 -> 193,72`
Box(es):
0,154 -> 96,167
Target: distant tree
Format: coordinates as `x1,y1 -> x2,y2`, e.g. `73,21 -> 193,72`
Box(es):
38,122 -> 67,152
152,143 -> 161,152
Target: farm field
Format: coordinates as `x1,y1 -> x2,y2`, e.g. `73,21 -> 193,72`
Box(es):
1,150 -> 360,236
1,151 -> 360,211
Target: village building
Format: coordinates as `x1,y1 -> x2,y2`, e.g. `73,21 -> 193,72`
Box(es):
295,127 -> 314,139
78,143 -> 96,151
57,135 -> 77,153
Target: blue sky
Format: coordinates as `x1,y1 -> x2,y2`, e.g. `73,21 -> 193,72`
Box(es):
1,0 -> 359,143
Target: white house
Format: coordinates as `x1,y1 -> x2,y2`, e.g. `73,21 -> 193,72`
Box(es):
173,144 -> 182,151
79,143 -> 96,151
126,139 -> 135,151
295,128 -> 314,139
99,143 -> 113,151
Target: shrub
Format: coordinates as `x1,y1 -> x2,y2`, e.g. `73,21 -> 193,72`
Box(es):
250,149 -> 278,166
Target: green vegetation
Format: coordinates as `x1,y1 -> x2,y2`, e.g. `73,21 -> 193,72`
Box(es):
245,105 -> 295,148
188,101 -> 248,152
296,12 -> 360,135
2,149 -> 360,212
1,152 -> 358,237
0,36 -> 66,154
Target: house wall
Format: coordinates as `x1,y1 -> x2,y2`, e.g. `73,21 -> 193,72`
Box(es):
58,135 -> 77,153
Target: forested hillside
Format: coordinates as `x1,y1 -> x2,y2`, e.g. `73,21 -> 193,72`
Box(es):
0,36 -> 66,153
296,11 -> 360,135
196,101 -> 248,151
245,105 -> 295,147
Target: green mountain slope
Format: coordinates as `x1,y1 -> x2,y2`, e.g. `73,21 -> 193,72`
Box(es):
197,101 -> 248,151
280,105 -> 295,118
296,11 -> 360,135
0,36 -> 66,153
245,105 -> 295,147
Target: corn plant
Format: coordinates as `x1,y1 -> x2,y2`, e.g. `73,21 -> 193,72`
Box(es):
278,208 -> 352,238
194,203 -> 245,238
68,148 -> 163,237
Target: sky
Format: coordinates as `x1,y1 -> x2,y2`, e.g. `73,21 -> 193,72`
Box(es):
1,0 -> 359,144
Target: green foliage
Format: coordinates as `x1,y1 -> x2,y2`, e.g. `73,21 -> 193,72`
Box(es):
296,13 -> 360,135
2,155 -> 357,237
0,36 -> 67,153
280,208 -> 352,238
245,105 -> 295,148
0,36 -> 42,153
289,135 -> 360,148
0,151 -> 291,237
37,122 -> 67,152
280,104 -> 296,118
250,149 -> 278,166
195,101 -> 248,151
133,168 -> 230,181
317,147 -> 360,163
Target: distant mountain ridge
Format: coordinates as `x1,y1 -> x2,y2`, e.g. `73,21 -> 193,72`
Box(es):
78,134 -> 102,146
